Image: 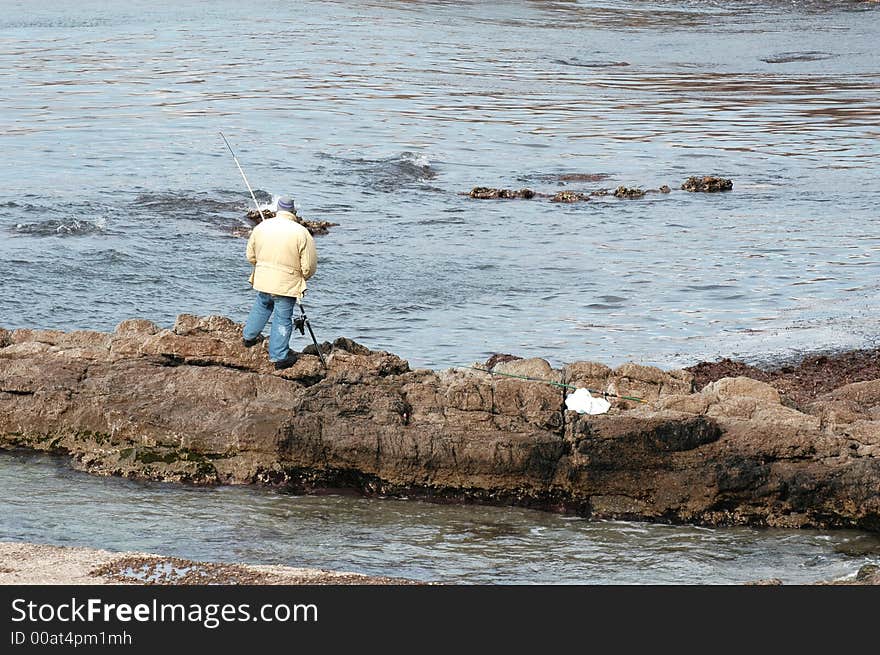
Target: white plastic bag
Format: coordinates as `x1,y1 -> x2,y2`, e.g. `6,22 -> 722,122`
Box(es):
564,388 -> 611,415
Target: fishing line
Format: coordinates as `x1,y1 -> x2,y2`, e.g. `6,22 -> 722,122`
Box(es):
219,131 -> 266,221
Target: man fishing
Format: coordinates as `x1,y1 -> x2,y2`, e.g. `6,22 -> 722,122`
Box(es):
242,196 -> 317,370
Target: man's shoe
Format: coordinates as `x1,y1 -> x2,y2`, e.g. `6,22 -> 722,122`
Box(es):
273,354 -> 298,370
242,337 -> 260,348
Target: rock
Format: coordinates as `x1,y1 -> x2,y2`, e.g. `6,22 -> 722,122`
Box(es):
687,358 -> 771,390
468,187 -> 535,200
494,357 -> 557,380
244,209 -> 338,236
613,186 -> 646,199
331,337 -> 372,355
609,362 -> 692,405
10,328 -> 64,345
460,180 -> 731,203
245,209 -> 272,222
822,379 -> 880,411
115,319 -> 160,337
804,399 -> 869,427
856,564 -> 880,583
173,314 -> 240,337
484,353 -> 522,369
551,190 -> 589,203
302,341 -> 333,356
687,350 -> 880,408
681,176 -> 733,192
564,361 -> 613,396
702,377 -> 781,405
658,393 -> 711,415
1,317 -> 879,532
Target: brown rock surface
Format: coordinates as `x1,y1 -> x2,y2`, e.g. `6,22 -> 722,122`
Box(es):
1,316 -> 879,531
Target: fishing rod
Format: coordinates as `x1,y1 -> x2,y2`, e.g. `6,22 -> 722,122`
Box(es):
468,366 -> 646,403
219,131 -> 265,221
220,131 -> 328,369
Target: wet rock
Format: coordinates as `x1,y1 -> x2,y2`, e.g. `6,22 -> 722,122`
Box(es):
244,209 -> 338,236
613,186 -> 646,199
551,190 -> 589,203
1,318 -> 879,532
331,337 -> 372,356
659,185 -> 671,193
681,176 -> 733,192
303,341 -> 333,356
468,187 -> 536,200
856,564 -> 880,582
484,353 -> 522,369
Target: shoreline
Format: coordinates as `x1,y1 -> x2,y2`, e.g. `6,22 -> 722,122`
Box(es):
0,541 -> 418,585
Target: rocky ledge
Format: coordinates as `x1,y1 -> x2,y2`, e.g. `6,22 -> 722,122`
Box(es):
1,315 -> 878,531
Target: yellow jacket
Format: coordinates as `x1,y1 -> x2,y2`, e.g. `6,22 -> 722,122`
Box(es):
246,211 -> 317,298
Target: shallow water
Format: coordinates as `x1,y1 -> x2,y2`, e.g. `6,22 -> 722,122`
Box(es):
2,451 -> 878,584
1,1 -> 879,583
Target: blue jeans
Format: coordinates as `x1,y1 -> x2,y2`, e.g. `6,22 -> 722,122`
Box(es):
243,291 -> 297,362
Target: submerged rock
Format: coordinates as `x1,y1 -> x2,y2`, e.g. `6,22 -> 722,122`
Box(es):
1,316 -> 879,532
681,176 -> 733,192
558,173 -> 611,182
